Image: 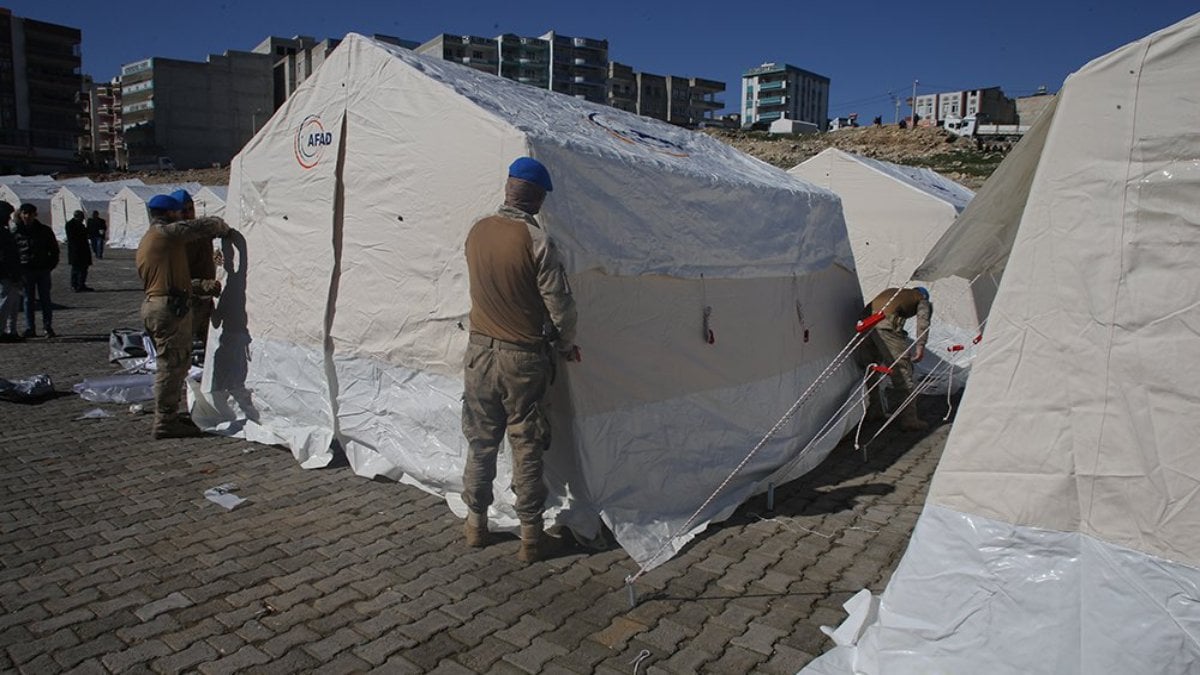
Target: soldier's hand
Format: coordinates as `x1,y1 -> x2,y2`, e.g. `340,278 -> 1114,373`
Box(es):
912,345 -> 925,363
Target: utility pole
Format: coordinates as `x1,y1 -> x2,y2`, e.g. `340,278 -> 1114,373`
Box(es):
910,79 -> 919,128
892,94 -> 900,125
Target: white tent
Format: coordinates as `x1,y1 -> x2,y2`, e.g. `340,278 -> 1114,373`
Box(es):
789,149 -> 985,393
805,12 -> 1200,674
0,174 -> 54,185
49,180 -> 145,240
0,177 -> 94,222
193,186 -> 227,217
192,34 -> 866,569
107,183 -> 203,249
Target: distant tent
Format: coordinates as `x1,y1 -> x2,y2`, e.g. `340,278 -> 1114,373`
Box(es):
107,183 -> 204,249
193,186 -> 228,217
804,12 -> 1200,674
789,149 -> 986,393
50,180 -> 145,240
192,34 -> 865,570
0,177 -> 95,222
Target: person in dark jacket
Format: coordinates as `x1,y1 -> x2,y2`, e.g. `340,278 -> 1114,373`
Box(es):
86,210 -> 107,259
13,203 -> 59,338
65,210 -> 93,292
0,201 -> 21,341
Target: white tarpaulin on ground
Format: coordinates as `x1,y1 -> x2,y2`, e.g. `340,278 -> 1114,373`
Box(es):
789,149 -> 986,394
49,180 -> 145,240
804,12 -> 1200,674
191,33 -> 866,569
107,183 -> 203,249
194,186 -> 227,218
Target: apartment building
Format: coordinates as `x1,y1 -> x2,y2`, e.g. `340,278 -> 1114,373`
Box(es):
741,63 -> 830,131
119,50 -> 273,169
78,77 -> 123,169
912,87 -> 1017,126
253,35 -> 419,113
0,10 -> 83,173
421,31 -> 724,124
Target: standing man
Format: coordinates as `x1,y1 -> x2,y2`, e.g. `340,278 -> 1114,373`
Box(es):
0,201 -> 21,342
172,189 -> 220,351
86,210 -> 107,259
12,203 -> 58,338
136,194 -> 231,439
857,286 -> 933,431
65,210 -> 93,292
461,157 -> 578,563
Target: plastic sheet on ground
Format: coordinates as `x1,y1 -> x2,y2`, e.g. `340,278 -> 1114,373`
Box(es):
73,374 -> 155,403
0,374 -> 54,402
203,483 -> 247,510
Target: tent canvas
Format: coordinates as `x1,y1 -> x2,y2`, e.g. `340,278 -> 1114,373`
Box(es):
0,177 -> 95,224
107,183 -> 204,250
192,33 -> 867,570
50,180 -> 145,240
789,149 -> 986,393
805,12 -> 1200,674
194,186 -> 227,218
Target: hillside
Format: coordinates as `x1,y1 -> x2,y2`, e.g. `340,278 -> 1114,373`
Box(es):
704,125 -> 1006,189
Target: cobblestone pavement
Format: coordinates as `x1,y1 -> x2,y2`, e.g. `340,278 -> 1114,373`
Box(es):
0,251 -> 948,674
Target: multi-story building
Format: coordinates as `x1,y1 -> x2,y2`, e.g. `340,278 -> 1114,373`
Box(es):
118,50 -> 273,170
0,10 -> 83,173
78,76 -> 123,169
420,31 -> 723,123
913,87 -> 1017,126
741,63 -> 830,131
253,35 -> 418,111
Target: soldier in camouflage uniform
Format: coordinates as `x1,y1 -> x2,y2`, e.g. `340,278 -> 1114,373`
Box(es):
461,157 -> 578,563
857,286 -> 932,431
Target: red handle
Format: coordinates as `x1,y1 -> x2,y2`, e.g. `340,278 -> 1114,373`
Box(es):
869,364 -> 893,375
856,312 -> 885,333
973,333 -> 983,345
947,344 -> 965,352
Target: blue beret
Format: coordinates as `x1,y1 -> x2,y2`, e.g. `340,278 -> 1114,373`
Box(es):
915,286 -> 930,301
169,189 -> 192,204
508,157 -> 553,192
147,194 -> 181,211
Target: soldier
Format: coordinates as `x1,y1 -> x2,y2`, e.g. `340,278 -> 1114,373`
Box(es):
857,286 -> 932,431
171,189 -> 220,351
135,194 -> 232,439
461,157 -> 578,563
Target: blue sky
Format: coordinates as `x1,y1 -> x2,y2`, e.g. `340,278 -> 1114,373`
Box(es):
13,1 -> 1199,120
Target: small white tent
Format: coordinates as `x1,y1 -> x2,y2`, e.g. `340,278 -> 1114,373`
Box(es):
107,183 -> 203,249
0,177 -> 94,222
193,34 -> 866,569
193,186 -> 227,218
804,12 -> 1200,674
789,149 -> 984,393
50,180 -> 145,240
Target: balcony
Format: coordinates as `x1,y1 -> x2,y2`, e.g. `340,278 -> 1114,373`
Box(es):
571,37 -> 605,50
517,76 -> 547,84
461,57 -> 497,66
758,95 -> 787,107
758,111 -> 783,121
758,80 -> 785,92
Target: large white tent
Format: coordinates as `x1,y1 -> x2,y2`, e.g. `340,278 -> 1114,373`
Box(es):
789,149 -> 984,393
194,186 -> 227,218
49,180 -> 145,240
0,177 -> 94,222
191,34 -> 866,569
107,183 -> 203,249
805,12 -> 1200,674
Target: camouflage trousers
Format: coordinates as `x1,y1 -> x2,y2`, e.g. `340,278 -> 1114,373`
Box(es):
141,297 -> 192,417
191,297 -> 213,344
856,327 -> 915,410
461,335 -> 551,526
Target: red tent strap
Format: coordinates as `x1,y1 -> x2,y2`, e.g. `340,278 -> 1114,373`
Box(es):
973,333 -> 983,344
869,364 -> 893,375
856,312 -> 885,333
947,344 -> 965,352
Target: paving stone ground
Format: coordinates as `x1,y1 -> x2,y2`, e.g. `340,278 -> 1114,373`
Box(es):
0,250 -> 948,673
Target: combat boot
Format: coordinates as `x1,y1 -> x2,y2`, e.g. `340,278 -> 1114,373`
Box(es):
153,414 -> 204,439
463,511 -> 489,548
897,401 -> 929,432
517,523 -> 544,563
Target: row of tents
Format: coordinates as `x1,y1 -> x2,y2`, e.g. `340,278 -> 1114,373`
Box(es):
0,174 -> 227,248
187,10 -> 1200,672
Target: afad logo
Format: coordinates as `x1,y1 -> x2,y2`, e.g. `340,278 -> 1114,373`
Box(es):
294,114 -> 334,169
586,112 -> 689,158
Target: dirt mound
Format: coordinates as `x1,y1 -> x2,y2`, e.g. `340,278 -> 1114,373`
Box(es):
65,166 -> 231,188
705,125 -> 1004,189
